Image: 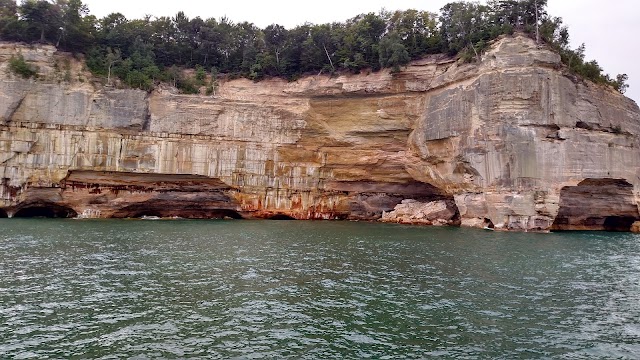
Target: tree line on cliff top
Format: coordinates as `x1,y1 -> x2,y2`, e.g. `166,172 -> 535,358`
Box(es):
0,0 -> 629,94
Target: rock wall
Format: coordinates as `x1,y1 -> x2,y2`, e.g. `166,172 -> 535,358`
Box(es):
1,36 -> 639,231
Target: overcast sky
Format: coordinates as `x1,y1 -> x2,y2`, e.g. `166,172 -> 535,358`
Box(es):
82,0 -> 639,104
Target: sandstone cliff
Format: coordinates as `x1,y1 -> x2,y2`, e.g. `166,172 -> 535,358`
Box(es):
1,35 -> 639,231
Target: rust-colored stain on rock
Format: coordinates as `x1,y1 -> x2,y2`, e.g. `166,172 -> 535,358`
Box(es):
0,36 -> 639,231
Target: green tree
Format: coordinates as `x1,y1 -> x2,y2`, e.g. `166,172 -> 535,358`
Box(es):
105,46 -> 121,85
19,0 -> 62,43
57,0 -> 95,52
0,0 -> 17,18
349,12 -> 386,69
97,12 -> 128,48
0,0 -> 22,41
440,1 -> 491,59
3,0 -> 628,95
379,32 -> 410,72
194,64 -> 206,85
613,74 -> 629,94
264,24 -> 287,73
386,9 -> 441,58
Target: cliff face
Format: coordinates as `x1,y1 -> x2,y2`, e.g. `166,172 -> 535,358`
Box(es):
1,36 -> 639,231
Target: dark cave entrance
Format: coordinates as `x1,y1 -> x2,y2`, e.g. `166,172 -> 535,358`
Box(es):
0,209 -> 7,218
551,179 -> 639,231
603,216 -> 637,232
483,218 -> 495,229
112,204 -> 245,219
132,211 -> 163,218
13,204 -> 78,218
207,209 -> 244,219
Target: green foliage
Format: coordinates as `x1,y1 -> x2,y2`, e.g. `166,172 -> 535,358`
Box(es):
57,0 -> 95,52
385,9 -> 441,58
2,0 -> 628,94
8,54 -> 37,78
19,0 -> 60,43
207,67 -> 218,95
379,32 -> 410,72
539,16 -> 626,90
195,64 -> 206,85
124,70 -> 152,90
158,65 -> 199,94
0,0 -> 21,41
176,77 -> 198,94
612,74 -> 629,94
440,1 -> 491,57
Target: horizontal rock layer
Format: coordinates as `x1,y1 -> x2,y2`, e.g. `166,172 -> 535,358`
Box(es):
1,36 -> 639,231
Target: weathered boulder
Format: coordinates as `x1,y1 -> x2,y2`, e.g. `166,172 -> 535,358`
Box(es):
381,199 -> 459,225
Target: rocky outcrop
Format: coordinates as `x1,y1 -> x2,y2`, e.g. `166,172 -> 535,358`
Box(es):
381,199 -> 459,225
1,36 -> 639,231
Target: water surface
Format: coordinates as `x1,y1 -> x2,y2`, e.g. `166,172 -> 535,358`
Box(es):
1,219 -> 639,358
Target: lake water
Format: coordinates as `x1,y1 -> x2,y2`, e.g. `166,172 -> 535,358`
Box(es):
1,219 -> 639,359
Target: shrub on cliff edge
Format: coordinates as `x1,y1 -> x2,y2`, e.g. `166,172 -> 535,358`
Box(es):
8,55 -> 37,79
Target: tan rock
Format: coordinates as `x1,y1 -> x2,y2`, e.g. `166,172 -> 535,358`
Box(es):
461,218 -> 486,229
0,36 -> 639,230
381,199 -> 458,225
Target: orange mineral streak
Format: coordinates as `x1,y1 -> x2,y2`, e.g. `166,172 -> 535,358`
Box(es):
1,37 -> 639,230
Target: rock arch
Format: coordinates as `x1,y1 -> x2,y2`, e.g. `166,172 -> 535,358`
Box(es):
551,179 -> 639,231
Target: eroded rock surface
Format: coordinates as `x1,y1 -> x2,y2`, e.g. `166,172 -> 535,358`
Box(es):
551,179 -> 639,231
381,199 -> 459,225
1,36 -> 639,230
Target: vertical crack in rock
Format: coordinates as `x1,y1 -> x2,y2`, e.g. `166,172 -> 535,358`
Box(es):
4,95 -> 26,124
117,137 -> 124,170
1,153 -> 18,165
142,92 -> 152,131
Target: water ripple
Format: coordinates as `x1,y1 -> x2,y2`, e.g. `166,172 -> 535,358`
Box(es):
0,220 -> 639,358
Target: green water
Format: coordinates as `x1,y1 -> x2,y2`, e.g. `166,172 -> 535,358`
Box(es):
1,219 -> 639,359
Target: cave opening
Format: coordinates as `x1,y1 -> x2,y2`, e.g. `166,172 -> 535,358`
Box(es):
133,211 -> 163,218
483,218 -> 495,229
0,209 -> 7,218
268,214 -> 296,220
551,178 -> 639,231
603,216 -> 637,232
13,204 -> 78,218
112,205 -> 244,220
211,210 -> 244,219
